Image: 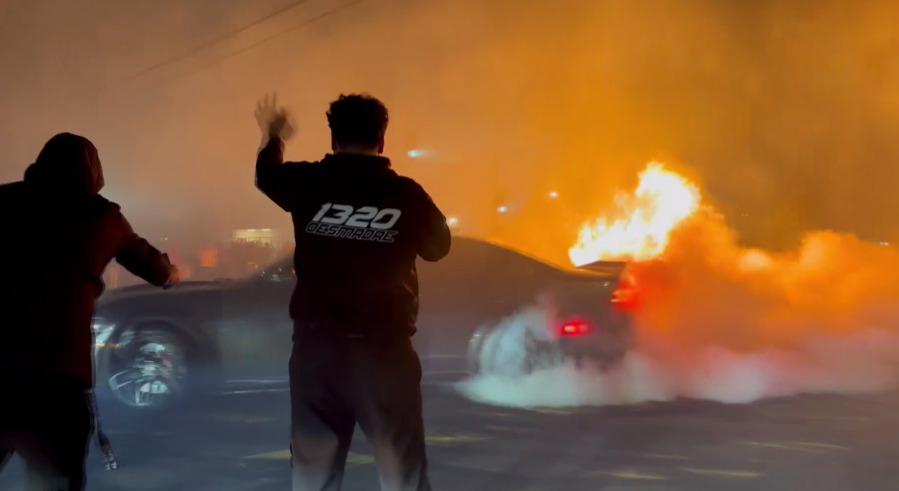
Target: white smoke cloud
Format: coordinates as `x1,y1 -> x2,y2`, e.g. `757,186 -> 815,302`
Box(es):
457,311 -> 899,408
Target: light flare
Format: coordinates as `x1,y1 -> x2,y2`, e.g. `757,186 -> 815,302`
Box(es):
569,163 -> 701,266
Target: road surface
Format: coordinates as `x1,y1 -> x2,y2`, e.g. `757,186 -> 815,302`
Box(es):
2,376 -> 897,490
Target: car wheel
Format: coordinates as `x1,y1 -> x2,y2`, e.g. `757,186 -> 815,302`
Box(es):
106,326 -> 191,410
521,332 -> 564,374
468,325 -> 563,378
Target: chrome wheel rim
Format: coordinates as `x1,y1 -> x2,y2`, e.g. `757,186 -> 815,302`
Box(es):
108,337 -> 186,407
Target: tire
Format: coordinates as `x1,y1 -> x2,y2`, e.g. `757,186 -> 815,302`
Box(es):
468,325 -> 563,378
103,324 -> 194,411
520,332 -> 564,374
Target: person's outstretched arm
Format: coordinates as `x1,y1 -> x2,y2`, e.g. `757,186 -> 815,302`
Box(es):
113,207 -> 178,287
415,183 -> 451,262
255,136 -> 296,212
254,94 -> 298,212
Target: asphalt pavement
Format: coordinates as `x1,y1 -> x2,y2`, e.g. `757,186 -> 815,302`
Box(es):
2,374 -> 899,491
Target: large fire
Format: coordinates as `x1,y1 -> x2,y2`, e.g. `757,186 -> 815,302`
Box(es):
568,163 -> 701,266
566,161 -> 899,350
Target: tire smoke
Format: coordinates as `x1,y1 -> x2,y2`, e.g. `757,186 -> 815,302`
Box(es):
457,212 -> 899,408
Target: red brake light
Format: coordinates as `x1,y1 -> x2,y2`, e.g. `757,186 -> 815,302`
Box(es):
560,320 -> 591,336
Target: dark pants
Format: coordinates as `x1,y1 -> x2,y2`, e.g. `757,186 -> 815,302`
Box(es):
290,323 -> 431,491
0,381 -> 94,491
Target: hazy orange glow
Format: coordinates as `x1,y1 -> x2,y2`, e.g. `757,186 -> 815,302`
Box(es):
568,163 -> 701,266
199,248 -> 218,268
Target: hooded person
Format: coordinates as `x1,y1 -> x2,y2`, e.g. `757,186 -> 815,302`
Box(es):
0,133 -> 179,491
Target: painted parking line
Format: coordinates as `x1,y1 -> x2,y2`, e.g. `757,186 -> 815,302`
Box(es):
787,441 -> 851,451
529,403 -> 649,415
484,425 -> 532,434
744,441 -> 850,453
241,432 -> 485,462
346,453 -> 376,465
683,468 -> 760,478
243,449 -> 374,467
425,433 -> 489,445
532,408 -> 585,416
243,449 -> 292,460
584,469 -> 668,480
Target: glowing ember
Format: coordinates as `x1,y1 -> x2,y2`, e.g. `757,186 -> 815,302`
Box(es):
569,163 -> 701,266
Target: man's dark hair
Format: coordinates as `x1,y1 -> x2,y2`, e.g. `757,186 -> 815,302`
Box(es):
326,93 -> 389,147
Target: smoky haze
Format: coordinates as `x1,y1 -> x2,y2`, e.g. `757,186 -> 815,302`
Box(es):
2,0 -> 897,261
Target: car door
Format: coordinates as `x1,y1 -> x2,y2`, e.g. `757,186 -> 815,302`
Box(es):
217,261 -> 295,381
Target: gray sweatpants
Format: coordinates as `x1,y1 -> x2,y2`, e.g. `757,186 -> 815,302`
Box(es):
289,323 -> 431,491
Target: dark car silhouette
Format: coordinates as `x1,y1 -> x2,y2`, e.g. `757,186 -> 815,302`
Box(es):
93,237 -> 635,409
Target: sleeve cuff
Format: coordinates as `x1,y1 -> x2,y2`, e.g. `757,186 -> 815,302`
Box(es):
258,135 -> 284,154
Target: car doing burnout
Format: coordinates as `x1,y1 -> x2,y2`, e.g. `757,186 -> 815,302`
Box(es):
93,237 -> 636,409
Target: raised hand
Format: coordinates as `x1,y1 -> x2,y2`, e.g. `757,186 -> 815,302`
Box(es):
255,93 -> 295,142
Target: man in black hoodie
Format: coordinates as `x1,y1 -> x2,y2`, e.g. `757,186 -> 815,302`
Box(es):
255,94 -> 451,491
0,133 -> 178,491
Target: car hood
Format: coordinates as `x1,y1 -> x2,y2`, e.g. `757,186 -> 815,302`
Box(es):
99,279 -> 233,303
96,279 -> 236,324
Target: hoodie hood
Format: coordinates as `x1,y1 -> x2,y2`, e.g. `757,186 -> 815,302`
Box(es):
24,133 -> 105,194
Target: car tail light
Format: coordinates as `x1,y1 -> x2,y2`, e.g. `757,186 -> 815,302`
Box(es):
560,320 -> 591,336
611,271 -> 639,309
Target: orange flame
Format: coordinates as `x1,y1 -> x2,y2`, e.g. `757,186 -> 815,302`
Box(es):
569,163 -> 701,266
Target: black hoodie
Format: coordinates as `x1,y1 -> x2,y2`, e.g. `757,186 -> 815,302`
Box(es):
256,137 -> 451,337
0,133 -> 174,387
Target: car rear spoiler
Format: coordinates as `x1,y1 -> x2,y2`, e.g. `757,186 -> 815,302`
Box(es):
576,260 -> 629,277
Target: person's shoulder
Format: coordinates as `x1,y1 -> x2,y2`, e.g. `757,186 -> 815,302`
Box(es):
286,159 -> 321,165
394,175 -> 434,200
284,159 -> 323,173
285,153 -> 326,167
0,182 -> 25,213
89,193 -> 114,207
394,174 -> 425,192
90,195 -> 124,217
0,180 -> 26,192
